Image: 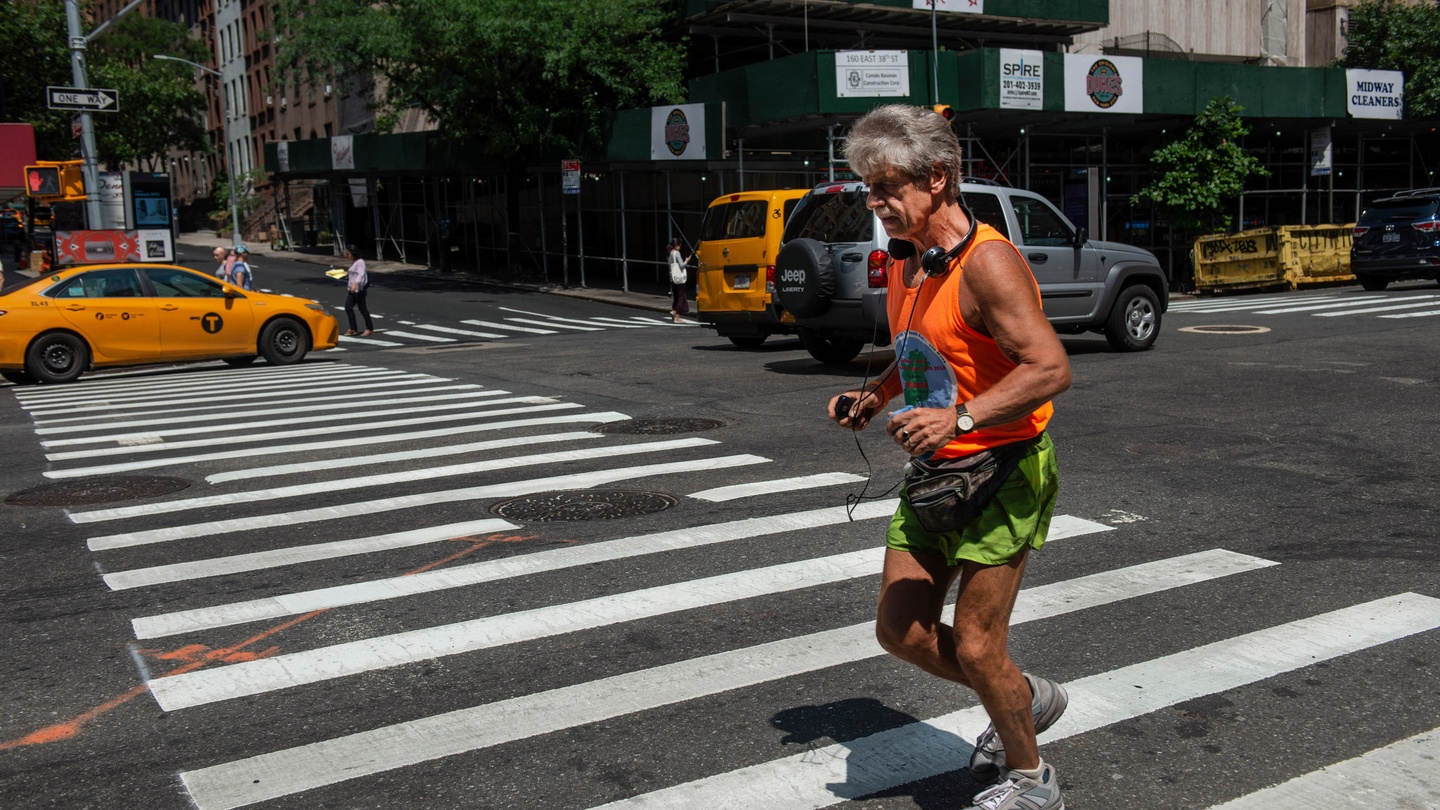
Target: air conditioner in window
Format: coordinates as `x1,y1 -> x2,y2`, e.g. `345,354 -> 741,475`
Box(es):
266,95 -> 273,106
281,97 -> 287,108
324,84 -> 333,97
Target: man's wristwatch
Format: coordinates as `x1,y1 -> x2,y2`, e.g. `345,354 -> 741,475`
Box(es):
955,403 -> 976,434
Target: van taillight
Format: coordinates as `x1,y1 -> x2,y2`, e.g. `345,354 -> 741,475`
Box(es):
1414,218 -> 1438,232
766,265 -> 777,286
867,250 -> 889,287
1352,226 -> 1369,237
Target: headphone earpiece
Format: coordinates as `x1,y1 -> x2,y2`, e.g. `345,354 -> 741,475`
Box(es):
915,203 -> 979,277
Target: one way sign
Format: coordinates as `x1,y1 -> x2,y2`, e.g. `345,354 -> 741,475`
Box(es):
46,86 -> 120,112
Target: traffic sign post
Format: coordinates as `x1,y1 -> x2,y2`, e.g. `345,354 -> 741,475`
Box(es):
46,86 -> 120,112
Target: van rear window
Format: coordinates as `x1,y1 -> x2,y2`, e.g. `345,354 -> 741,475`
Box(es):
701,201 -> 769,241
783,191 -> 873,243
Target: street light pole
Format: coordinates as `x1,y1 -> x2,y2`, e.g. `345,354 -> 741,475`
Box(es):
153,54 -> 242,248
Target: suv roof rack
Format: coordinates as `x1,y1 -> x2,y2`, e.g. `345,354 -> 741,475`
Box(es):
1386,187 -> 1440,199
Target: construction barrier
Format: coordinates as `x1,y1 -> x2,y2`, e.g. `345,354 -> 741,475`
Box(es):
1193,224 -> 1355,292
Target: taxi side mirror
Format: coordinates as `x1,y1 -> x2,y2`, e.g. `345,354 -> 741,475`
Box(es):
222,283 -> 237,297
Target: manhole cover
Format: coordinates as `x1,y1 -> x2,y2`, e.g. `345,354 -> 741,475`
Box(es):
491,489 -> 678,522
595,418 -> 725,435
6,475 -> 190,507
1178,324 -> 1272,335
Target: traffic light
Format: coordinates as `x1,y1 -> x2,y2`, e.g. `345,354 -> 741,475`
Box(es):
932,104 -> 955,121
25,166 -> 61,196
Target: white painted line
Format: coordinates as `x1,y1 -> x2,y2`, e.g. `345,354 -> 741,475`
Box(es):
1253,296 -> 1392,314
32,382 -> 471,426
105,519 -> 522,591
41,392 -> 522,447
174,547 -> 1262,809
42,411 -> 630,479
1204,725 -> 1440,809
689,473 -> 868,502
461,319 -> 556,335
587,592 -> 1440,810
408,323 -> 509,339
46,400 -> 577,462
1380,308 -> 1440,319
377,330 -> 458,343
563,317 -> 650,329
1167,297 -> 1338,313
17,366 -> 407,408
1313,298 -> 1440,316
337,335 -> 404,346
504,317 -> 602,332
149,546 -> 880,711
71,437 -> 719,523
499,306 -> 633,328
86,454 -> 768,550
27,374 -> 438,417
205,430 -> 597,483
10,361 -> 366,401
35,387 -> 488,435
133,500 -> 901,634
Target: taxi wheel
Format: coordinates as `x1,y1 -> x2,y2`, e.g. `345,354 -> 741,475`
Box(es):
259,317 -> 311,365
25,332 -> 90,384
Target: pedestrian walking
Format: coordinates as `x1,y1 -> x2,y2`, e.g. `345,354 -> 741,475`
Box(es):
212,246 -> 231,282
828,104 -> 1073,810
231,246 -> 254,291
342,244 -> 374,336
667,237 -> 691,324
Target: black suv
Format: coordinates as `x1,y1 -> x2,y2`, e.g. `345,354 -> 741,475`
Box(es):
1351,189 -> 1440,291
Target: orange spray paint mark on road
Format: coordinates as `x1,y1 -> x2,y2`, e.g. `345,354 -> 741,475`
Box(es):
0,531 -> 549,749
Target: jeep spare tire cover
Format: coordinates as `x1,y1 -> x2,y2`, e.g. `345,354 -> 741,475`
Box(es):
775,238 -> 836,318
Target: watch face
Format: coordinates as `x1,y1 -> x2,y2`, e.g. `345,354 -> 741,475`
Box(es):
957,412 -> 975,431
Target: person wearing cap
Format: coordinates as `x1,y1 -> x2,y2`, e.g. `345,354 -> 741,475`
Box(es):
342,244 -> 374,336
231,246 -> 254,291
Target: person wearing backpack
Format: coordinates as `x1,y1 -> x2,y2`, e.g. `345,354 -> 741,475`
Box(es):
231,245 -> 254,291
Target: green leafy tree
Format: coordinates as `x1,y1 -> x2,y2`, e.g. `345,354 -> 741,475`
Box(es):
0,0 -> 76,158
269,0 -> 686,160
1340,0 -> 1440,118
1133,96 -> 1269,238
209,168 -> 267,235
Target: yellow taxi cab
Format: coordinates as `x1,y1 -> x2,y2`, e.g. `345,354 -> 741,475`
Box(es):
0,262 -> 339,384
694,188 -> 810,348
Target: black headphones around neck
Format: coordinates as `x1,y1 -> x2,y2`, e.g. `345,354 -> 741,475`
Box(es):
887,203 -> 978,277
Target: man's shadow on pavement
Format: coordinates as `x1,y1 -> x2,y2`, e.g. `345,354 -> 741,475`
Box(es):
771,697 -> 989,808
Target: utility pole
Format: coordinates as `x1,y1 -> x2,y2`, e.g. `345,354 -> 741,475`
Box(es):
64,0 -> 146,228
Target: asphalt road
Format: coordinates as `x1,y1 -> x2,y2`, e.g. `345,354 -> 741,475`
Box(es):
1,249 -> 1437,809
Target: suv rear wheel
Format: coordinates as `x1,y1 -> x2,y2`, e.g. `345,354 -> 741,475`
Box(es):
1104,285 -> 1161,352
799,329 -> 864,364
1357,275 -> 1389,291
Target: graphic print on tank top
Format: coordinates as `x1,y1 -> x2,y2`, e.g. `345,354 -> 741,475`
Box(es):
893,330 -> 958,409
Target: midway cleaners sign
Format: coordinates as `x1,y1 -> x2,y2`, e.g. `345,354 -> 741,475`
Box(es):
651,103 -> 707,160
1346,69 -> 1404,120
1064,54 -> 1143,114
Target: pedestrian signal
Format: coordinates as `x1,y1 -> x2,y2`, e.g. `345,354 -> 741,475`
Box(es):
932,104 -> 955,121
25,166 -> 61,196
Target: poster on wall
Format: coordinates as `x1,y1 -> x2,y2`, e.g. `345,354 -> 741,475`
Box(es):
125,172 -> 172,230
1346,69 -> 1403,120
651,104 -> 707,161
913,0 -> 984,12
999,49 -> 1044,110
331,134 -> 355,170
836,51 -> 910,98
1310,127 -> 1333,176
1064,54 -> 1143,114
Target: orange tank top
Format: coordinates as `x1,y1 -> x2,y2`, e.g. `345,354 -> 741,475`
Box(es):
884,222 -> 1053,458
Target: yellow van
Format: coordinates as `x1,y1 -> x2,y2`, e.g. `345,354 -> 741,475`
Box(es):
694,188 -> 810,348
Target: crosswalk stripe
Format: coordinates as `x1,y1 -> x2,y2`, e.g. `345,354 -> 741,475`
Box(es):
500,306 -> 627,329
104,519 -> 523,591
9,361 -> 363,401
34,387 -> 488,435
42,392 -> 526,448
576,317 -> 652,328
588,592 -> 1440,809
376,329 -> 457,343
689,473 -> 869,501
204,430 -> 599,483
42,411 -> 630,479
1253,296 -> 1393,314
17,367 -> 409,408
27,374 -> 438,417
46,400 -> 578,462
407,323 -> 510,339
1381,308 -> 1440,318
336,334 -> 404,346
70,437 -> 721,523
1203,725 -> 1440,809
173,548 -> 1268,809
505,316 -> 603,331
1167,297 -> 1340,313
131,500 -> 902,634
31,383 -> 482,427
461,319 -> 557,334
1313,298 -> 1440,316
85,454 -> 769,551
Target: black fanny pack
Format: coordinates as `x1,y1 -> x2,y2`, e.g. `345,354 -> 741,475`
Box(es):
902,434 -> 1044,533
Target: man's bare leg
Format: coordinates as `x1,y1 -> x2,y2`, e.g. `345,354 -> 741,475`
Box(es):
952,550 -> 1037,771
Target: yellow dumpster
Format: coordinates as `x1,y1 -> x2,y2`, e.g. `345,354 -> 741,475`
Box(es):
1193,224 -> 1355,292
